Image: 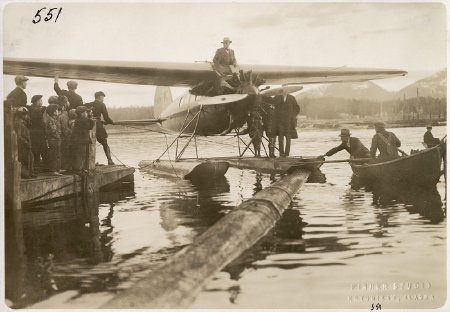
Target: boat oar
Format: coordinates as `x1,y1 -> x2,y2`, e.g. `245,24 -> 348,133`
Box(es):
295,158 -> 372,166
398,148 -> 408,156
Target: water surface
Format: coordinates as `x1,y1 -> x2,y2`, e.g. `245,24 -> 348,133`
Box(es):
22,126 -> 446,309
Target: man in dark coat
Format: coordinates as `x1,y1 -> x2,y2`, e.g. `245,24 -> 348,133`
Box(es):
28,95 -> 48,169
44,104 -> 62,175
323,129 -> 371,161
274,89 -> 300,157
70,106 -> 95,172
14,107 -> 36,178
54,76 -> 84,110
423,125 -> 441,148
213,37 -> 238,95
262,96 -> 277,157
370,122 -> 401,161
213,37 -> 237,66
6,75 -> 29,108
85,91 -> 115,165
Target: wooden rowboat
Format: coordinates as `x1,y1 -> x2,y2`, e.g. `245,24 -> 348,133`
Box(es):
351,145 -> 442,186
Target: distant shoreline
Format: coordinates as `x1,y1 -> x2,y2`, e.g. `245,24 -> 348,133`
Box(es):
298,118 -> 447,130
106,119 -> 446,135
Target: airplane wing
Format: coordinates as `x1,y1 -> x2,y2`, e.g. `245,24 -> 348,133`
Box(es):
3,57 -> 407,87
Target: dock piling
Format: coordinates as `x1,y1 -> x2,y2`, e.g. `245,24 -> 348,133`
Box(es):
4,103 -> 26,302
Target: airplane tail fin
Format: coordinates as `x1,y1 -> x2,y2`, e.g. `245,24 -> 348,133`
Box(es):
154,87 -> 173,118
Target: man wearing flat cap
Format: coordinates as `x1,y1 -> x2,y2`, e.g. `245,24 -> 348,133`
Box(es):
323,129 -> 371,160
6,75 -> 29,108
85,91 -> 115,165
54,76 -> 84,110
370,122 -> 401,161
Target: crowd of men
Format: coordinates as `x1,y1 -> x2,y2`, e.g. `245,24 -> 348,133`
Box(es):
5,75 -> 115,179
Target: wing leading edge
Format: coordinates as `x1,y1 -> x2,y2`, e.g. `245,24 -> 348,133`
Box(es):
3,57 -> 407,87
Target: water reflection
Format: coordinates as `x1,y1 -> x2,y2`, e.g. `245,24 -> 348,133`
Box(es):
159,176 -> 232,237
350,175 -> 445,224
18,181 -> 135,307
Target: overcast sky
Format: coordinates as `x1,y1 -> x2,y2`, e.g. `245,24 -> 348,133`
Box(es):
2,1 -> 447,107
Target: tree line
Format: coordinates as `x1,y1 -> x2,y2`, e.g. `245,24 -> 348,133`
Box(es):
108,106 -> 154,120
107,96 -> 446,122
300,96 -> 447,120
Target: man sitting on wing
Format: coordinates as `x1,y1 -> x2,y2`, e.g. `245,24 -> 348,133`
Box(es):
323,129 -> 371,161
213,37 -> 237,67
213,37 -> 238,95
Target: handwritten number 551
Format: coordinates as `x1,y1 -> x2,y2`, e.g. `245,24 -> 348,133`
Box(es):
32,8 -> 62,24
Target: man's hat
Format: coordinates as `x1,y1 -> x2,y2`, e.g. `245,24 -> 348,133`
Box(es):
14,75 -> 29,84
339,128 -> 351,137
31,95 -> 43,104
426,124 -> 433,129
221,37 -> 232,43
95,91 -> 106,98
75,106 -> 90,115
48,96 -> 59,104
374,121 -> 386,129
46,104 -> 59,115
67,80 -> 78,89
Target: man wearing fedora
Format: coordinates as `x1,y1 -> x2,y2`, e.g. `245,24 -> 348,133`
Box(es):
323,128 -> 371,160
213,37 -> 237,67
212,37 -> 238,95
54,76 -> 84,110
6,75 -> 29,108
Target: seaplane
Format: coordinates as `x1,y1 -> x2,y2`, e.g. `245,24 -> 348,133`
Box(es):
4,57 -> 407,180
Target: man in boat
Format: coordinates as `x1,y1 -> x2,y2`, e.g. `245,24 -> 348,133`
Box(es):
423,125 -> 441,148
322,128 -> 371,161
370,122 -> 401,161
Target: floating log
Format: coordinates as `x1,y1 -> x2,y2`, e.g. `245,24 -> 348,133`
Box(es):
102,168 -> 311,308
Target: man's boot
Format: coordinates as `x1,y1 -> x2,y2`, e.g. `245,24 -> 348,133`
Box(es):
104,145 -> 115,165
278,136 -> 285,157
268,137 -> 275,158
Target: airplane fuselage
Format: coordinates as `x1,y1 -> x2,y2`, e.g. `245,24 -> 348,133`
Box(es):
159,92 -> 250,135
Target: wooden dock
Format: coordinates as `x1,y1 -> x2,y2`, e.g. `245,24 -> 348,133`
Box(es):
20,165 -> 135,203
